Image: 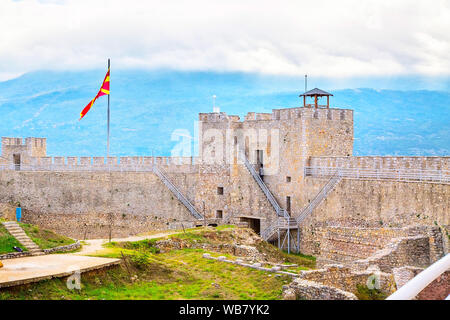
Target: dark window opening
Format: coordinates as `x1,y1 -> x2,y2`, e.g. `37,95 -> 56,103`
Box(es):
256,150 -> 264,180
286,176 -> 291,183
286,196 -> 291,215
13,154 -> 20,171
217,187 -> 224,195
216,210 -> 223,219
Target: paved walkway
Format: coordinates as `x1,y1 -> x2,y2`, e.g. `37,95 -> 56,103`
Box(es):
0,254 -> 119,288
0,231 -> 177,289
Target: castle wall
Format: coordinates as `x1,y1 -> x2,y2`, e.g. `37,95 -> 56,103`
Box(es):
301,177 -> 449,228
1,104 -> 448,267
0,161 -> 277,238
297,177 -> 449,262
0,170 -> 199,238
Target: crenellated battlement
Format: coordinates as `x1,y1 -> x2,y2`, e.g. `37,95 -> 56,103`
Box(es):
199,107 -> 353,124
2,137 -> 26,146
23,155 -> 200,173
1,136 -> 47,164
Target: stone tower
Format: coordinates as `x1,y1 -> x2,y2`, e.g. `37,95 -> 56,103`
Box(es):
0,137 -> 47,167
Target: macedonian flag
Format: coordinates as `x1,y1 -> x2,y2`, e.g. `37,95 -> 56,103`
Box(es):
79,68 -> 110,120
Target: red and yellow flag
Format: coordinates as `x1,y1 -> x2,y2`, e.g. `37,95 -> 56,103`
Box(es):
79,68 -> 110,120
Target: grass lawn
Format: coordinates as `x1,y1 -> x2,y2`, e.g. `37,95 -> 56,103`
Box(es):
0,238 -> 313,300
0,224 -> 26,254
19,223 -> 75,249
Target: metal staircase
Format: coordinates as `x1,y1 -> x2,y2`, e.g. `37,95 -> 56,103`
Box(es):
242,156 -> 289,218
296,173 -> 342,224
258,170 -> 342,253
152,165 -> 203,220
242,155 -> 298,252
261,217 -> 298,241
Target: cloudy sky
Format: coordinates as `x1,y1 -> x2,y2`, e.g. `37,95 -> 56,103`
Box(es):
0,0 -> 449,81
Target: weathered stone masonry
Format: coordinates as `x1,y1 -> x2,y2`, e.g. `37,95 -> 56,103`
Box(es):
0,102 -> 448,266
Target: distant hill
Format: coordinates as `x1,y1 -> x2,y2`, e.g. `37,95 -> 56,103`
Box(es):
0,70 -> 449,157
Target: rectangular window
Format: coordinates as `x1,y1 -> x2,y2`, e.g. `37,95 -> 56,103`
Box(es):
216,210 -> 223,219
286,196 -> 291,215
286,176 -> 291,183
217,187 -> 224,195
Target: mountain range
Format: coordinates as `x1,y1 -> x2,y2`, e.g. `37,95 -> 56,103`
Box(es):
0,70 -> 449,157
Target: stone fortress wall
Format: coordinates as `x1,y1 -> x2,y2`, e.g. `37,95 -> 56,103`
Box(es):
0,102 -> 448,267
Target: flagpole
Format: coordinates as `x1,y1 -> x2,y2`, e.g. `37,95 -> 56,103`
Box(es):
107,58 -> 110,157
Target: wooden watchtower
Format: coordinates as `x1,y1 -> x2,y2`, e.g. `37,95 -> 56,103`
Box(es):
300,88 -> 333,108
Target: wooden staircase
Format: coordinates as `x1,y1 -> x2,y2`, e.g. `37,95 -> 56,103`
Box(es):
2,221 -> 44,256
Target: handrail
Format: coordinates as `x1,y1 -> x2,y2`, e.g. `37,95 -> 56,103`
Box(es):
261,217 -> 298,241
242,156 -> 288,218
386,254 -> 450,300
305,166 -> 449,184
152,165 -> 203,220
296,173 -> 342,224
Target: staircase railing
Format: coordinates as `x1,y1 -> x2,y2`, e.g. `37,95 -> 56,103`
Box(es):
296,172 -> 342,224
152,165 -> 203,220
261,216 -> 298,241
242,156 -> 289,218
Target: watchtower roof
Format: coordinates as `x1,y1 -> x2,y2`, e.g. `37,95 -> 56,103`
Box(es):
299,88 -> 333,97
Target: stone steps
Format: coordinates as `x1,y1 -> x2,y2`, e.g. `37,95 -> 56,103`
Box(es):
2,221 -> 43,255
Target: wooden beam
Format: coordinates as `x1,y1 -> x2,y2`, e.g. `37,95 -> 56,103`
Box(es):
327,96 -> 329,108
314,95 -> 318,108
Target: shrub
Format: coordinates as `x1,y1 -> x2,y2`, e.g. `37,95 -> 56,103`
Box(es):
355,284 -> 388,300
129,251 -> 151,269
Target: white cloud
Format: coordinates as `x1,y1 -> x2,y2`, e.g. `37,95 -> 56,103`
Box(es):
0,0 -> 449,80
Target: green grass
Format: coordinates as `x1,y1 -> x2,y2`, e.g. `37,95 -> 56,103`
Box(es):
215,225 -> 236,231
19,223 -> 75,249
0,224 -> 27,254
169,231 -> 209,243
355,284 -> 389,300
0,226 -> 316,300
256,241 -> 316,269
0,248 -> 294,300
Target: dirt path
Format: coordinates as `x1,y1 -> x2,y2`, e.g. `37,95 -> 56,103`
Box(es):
73,231 -> 177,256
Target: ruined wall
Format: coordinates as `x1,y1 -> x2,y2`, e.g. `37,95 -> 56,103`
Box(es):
299,223 -> 445,271
297,264 -> 396,295
300,226 -> 408,265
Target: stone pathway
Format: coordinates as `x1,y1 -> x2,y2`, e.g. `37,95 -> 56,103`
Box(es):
0,229 -> 177,289
2,221 -> 43,256
0,254 -> 120,288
